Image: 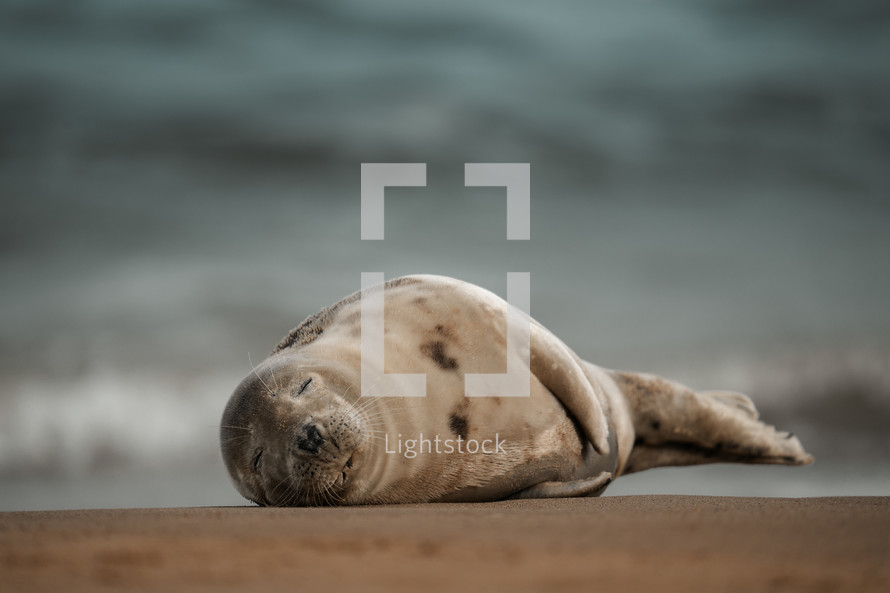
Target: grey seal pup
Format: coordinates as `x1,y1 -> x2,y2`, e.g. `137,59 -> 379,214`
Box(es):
221,275 -> 812,506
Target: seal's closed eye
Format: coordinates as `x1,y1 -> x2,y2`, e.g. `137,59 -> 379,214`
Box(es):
252,448 -> 263,471
297,378 -> 312,395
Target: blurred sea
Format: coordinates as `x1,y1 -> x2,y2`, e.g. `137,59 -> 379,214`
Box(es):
1,0 -> 889,509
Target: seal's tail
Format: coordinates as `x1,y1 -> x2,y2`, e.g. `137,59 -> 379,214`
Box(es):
610,370 -> 814,475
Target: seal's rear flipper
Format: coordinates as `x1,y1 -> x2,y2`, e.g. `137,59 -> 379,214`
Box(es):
509,472 -> 613,500
612,371 -> 814,475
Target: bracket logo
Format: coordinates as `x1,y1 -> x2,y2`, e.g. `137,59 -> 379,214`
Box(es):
360,163 -> 530,398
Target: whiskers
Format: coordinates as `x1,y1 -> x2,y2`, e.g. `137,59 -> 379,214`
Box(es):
342,380 -> 414,448
248,352 -> 276,396
307,477 -> 344,507
265,462 -> 346,508
268,471 -> 304,507
216,424 -> 253,446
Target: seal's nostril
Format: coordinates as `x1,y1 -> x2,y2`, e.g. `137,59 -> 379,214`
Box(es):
297,424 -> 325,454
306,424 -> 323,444
296,437 -> 317,454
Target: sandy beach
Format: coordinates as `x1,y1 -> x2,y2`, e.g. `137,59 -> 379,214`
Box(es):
2,496 -> 887,592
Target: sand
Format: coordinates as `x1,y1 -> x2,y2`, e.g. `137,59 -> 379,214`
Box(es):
1,496 -> 888,592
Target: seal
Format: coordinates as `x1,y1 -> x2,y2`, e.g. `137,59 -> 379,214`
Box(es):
221,275 -> 813,506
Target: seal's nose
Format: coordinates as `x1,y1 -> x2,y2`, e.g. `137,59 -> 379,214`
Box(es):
297,424 -> 325,454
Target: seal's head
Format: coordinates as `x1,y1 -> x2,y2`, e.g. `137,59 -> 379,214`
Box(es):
220,355 -> 368,506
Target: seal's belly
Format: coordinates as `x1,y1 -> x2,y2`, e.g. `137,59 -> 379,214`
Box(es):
364,381 -> 605,503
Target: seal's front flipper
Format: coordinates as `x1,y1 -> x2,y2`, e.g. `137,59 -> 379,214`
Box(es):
508,472 -> 613,500
530,322 -> 610,455
612,371 -> 814,475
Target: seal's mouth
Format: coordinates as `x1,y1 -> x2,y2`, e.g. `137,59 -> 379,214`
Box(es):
277,447 -> 358,506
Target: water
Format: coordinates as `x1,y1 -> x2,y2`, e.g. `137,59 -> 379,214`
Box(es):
1,0 -> 889,510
